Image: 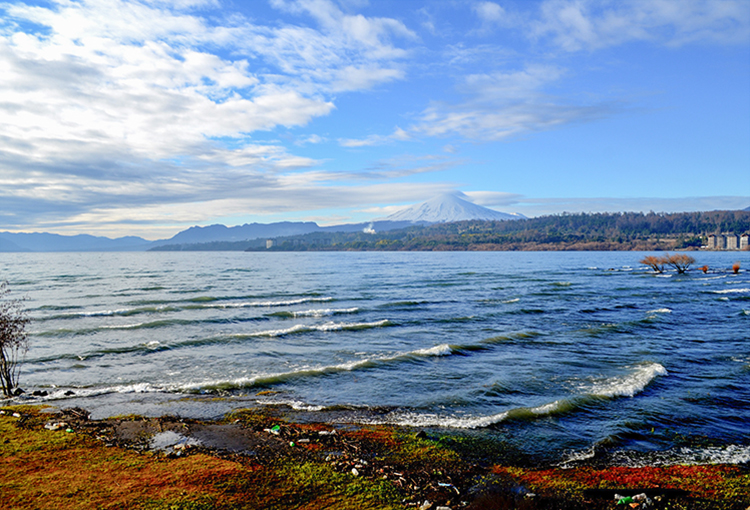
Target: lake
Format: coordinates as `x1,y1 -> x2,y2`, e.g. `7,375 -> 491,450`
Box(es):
2,251 -> 748,466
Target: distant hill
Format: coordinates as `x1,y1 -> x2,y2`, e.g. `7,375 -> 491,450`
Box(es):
149,222 -> 322,248
384,192 -> 524,222
0,232 -> 150,252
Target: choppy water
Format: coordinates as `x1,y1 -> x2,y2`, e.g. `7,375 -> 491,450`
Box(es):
2,251 -> 749,465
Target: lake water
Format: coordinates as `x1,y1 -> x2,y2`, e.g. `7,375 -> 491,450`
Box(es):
2,251 -> 748,466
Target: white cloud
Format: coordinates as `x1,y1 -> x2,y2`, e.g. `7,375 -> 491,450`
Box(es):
464,191 -> 524,207
410,64 -> 616,141
0,0 -> 419,234
533,0 -> 750,51
471,1 -> 519,33
339,126 -> 411,147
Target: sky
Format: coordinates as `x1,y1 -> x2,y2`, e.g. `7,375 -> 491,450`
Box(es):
1,0 -> 749,240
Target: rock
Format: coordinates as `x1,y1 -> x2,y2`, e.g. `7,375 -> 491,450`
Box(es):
418,501 -> 433,510
12,412 -> 21,418
415,430 -> 428,439
64,390 -> 75,396
32,390 -> 49,397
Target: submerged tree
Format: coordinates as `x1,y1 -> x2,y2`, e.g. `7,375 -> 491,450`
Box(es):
0,282 -> 30,397
640,255 -> 666,273
665,253 -> 696,274
641,254 -> 697,274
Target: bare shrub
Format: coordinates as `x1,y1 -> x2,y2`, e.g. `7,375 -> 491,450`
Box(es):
0,282 -> 30,397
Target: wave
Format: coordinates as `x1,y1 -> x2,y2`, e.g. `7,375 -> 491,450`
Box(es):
38,305 -> 181,321
354,363 -> 668,430
611,444 -> 750,467
265,307 -> 360,318
185,297 -> 334,309
33,318 -> 199,337
353,398 -> 579,429
711,288 -> 750,294
647,308 -> 672,314
27,341 -> 462,400
235,319 -> 393,338
583,363 -> 668,398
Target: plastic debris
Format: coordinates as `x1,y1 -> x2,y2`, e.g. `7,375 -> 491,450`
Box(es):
264,425 -> 281,435
44,422 -> 68,431
615,493 -> 653,508
12,412 -> 21,418
65,428 -> 74,433
351,468 -> 359,476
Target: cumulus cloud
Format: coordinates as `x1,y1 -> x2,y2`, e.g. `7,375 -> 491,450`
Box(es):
0,0 -> 416,235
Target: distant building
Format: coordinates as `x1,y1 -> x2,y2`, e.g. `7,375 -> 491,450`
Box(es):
707,234 -> 717,250
725,234 -> 738,250
741,234 -> 749,250
266,239 -> 274,249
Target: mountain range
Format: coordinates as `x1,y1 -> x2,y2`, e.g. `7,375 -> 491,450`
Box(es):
1,193 -> 522,252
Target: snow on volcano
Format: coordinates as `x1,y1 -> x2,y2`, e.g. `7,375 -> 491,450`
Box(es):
384,192 -> 525,223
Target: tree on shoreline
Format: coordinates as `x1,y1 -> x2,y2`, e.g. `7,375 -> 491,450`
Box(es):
0,282 -> 30,397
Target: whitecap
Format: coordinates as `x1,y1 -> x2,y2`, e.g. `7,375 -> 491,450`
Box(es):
647,308 -> 672,314
712,288 -> 750,294
291,307 -> 359,317
242,320 -> 391,337
585,363 -> 668,398
413,344 -> 454,357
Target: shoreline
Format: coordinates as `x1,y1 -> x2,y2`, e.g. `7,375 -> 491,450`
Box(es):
1,404 -> 748,509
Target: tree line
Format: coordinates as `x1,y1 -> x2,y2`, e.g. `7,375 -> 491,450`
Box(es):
248,210 -> 750,252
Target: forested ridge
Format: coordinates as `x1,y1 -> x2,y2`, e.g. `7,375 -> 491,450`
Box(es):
149,210 -> 750,252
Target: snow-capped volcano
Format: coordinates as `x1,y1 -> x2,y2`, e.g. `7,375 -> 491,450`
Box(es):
384,192 -> 525,223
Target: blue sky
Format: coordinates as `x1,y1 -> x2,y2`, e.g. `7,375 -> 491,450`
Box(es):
1,0 -> 748,239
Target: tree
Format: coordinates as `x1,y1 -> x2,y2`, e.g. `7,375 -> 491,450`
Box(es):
665,253 -> 696,274
0,282 -> 30,397
640,255 -> 665,273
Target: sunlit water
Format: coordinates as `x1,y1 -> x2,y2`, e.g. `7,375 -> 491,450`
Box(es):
2,251 -> 748,465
